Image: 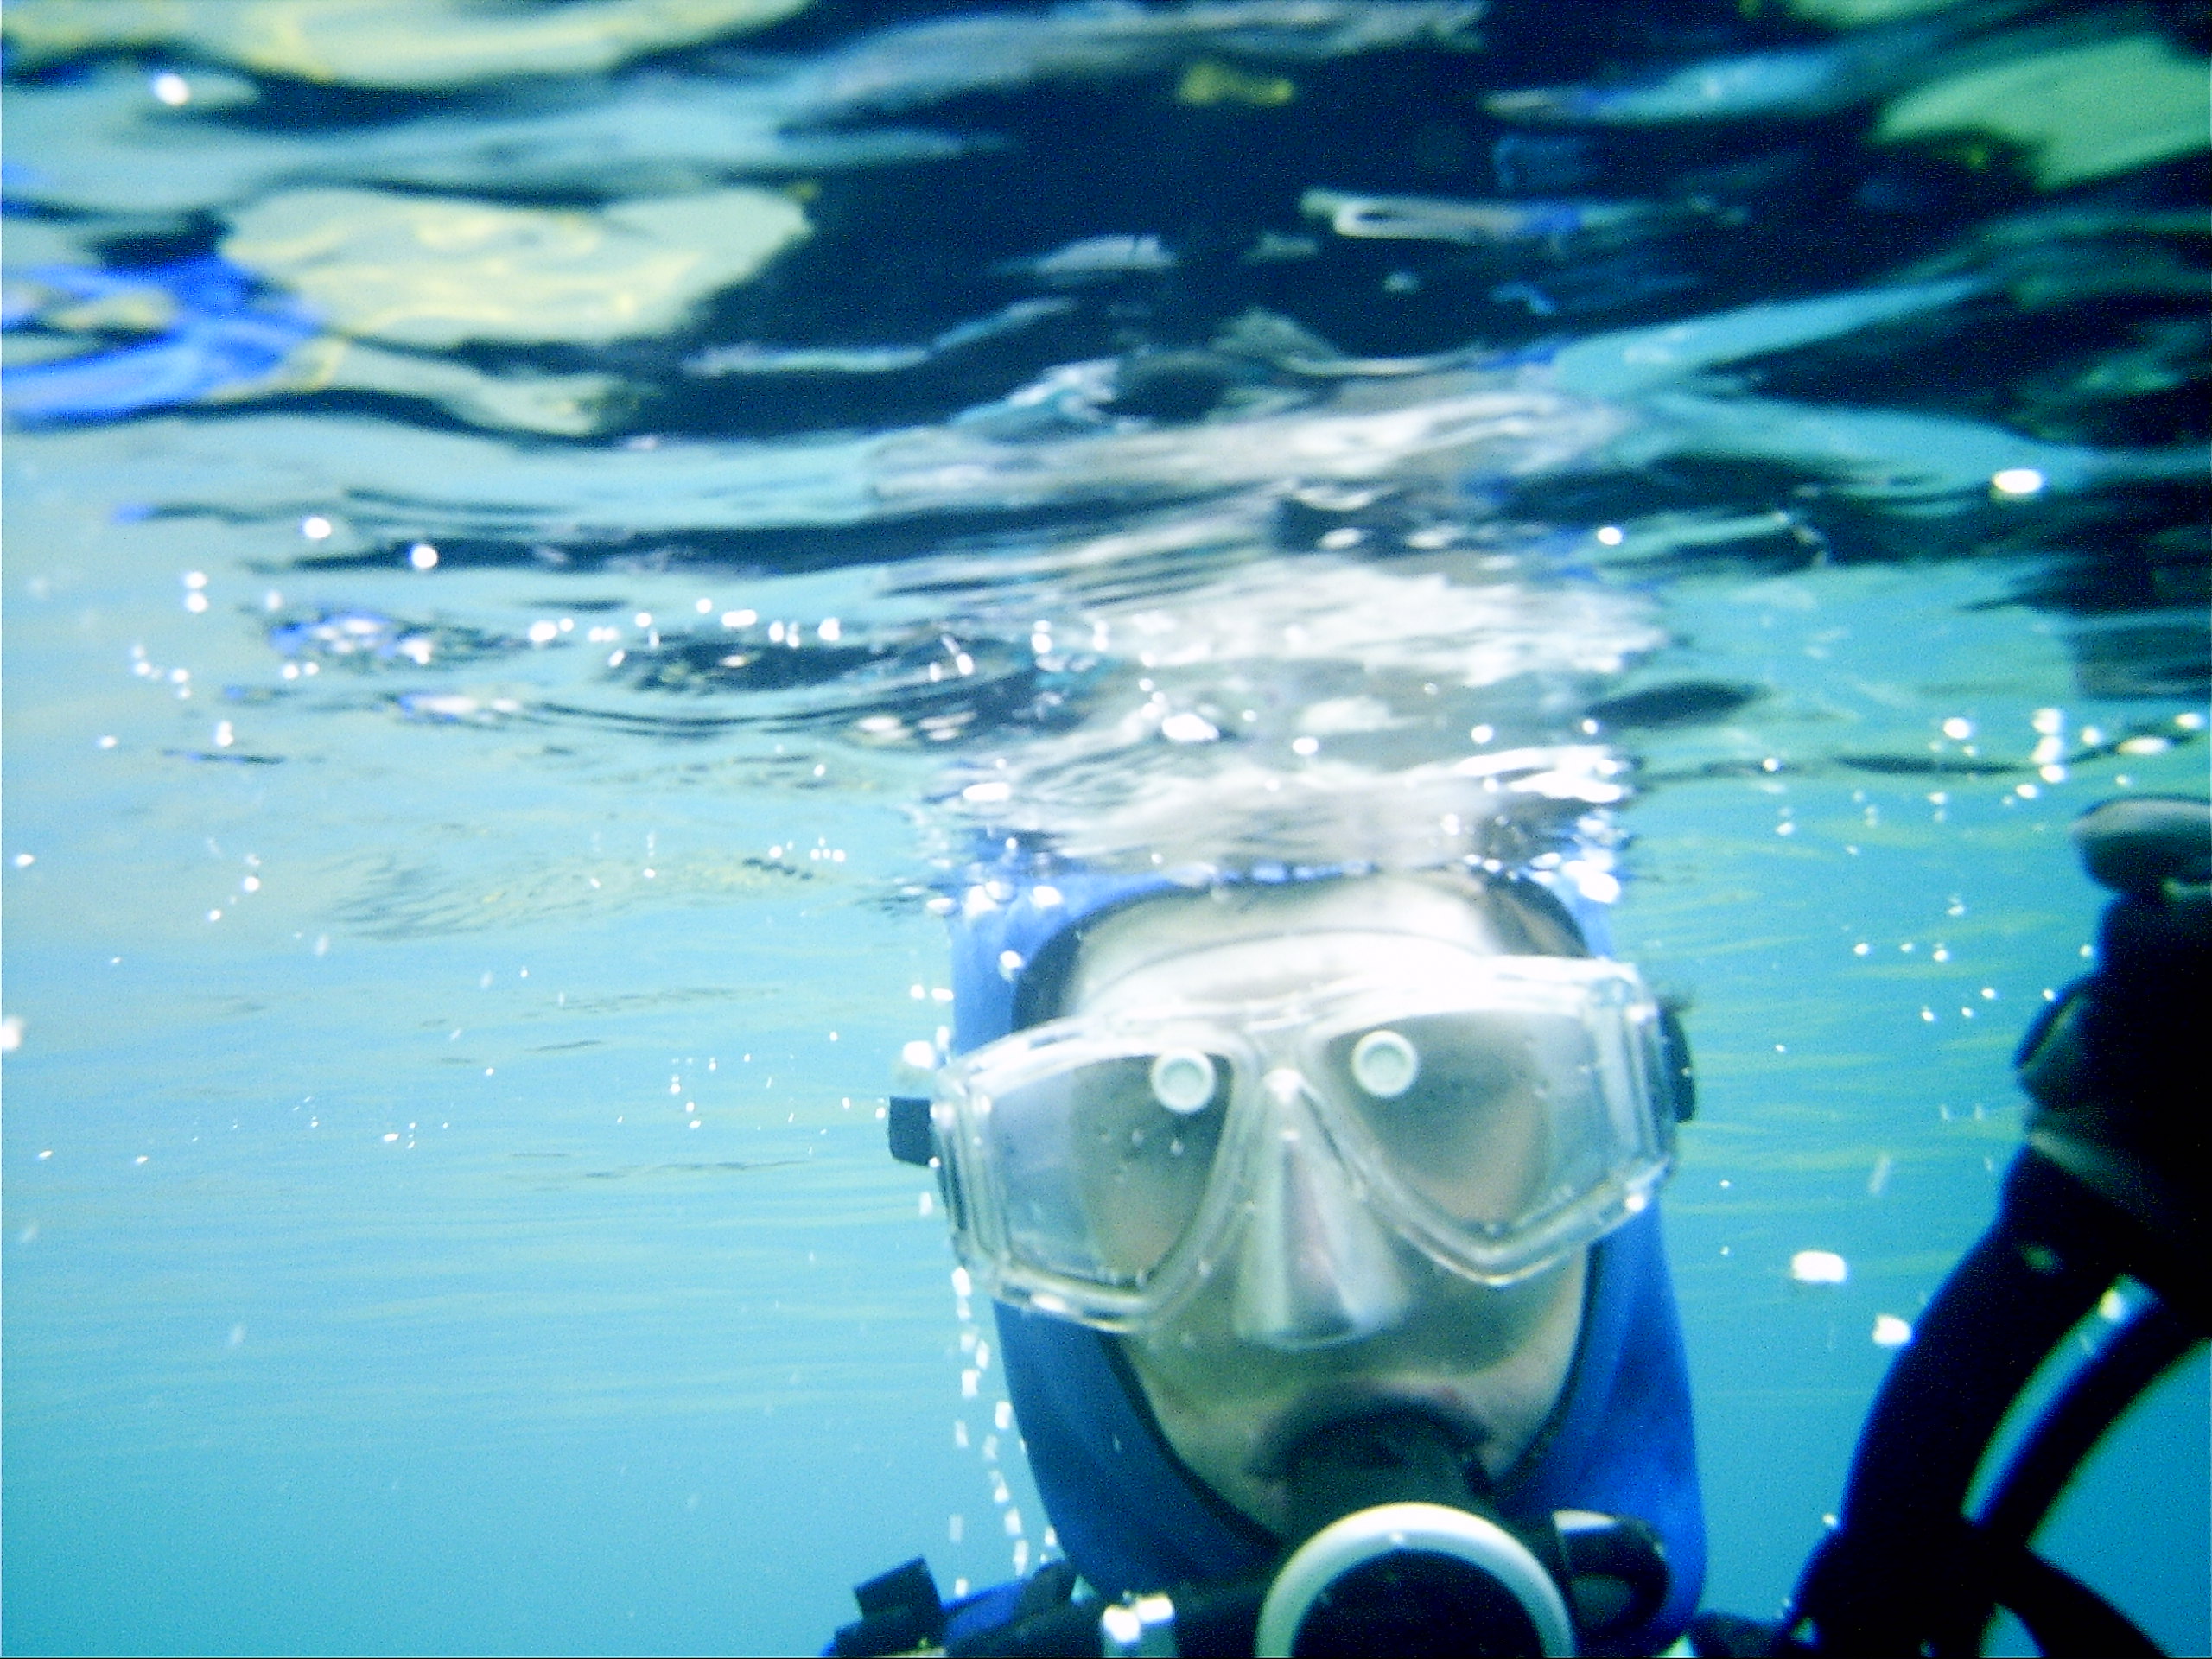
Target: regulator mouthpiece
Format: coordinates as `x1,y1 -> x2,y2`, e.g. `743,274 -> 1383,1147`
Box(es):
1266,1414 -> 1573,1656
1255,1503 -> 1575,1658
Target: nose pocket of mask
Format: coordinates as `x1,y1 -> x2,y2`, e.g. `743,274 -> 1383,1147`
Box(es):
1233,1075 -> 1411,1350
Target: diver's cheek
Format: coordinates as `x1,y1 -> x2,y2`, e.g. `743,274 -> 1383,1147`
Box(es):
1137,1376 -> 1296,1535
1399,1249 -> 1572,1364
1443,1252 -> 1587,1479
1121,1329 -> 1303,1531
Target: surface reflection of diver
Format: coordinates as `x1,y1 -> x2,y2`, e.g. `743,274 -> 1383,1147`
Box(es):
831,798 -> 2206,1658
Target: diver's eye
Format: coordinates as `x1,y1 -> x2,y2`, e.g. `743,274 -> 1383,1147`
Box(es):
1148,1048 -> 1217,1114
1350,1028 -> 1420,1098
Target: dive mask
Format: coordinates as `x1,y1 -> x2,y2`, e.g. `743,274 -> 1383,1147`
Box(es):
927,932 -> 1676,1338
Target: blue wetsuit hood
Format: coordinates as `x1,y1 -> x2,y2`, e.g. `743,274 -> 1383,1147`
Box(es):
944,862 -> 1705,1655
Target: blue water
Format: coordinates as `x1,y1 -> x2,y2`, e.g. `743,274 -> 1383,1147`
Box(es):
3,2 -> 2206,1653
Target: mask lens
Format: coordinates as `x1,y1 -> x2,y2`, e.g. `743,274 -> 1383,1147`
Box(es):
1331,1012 -> 1611,1235
977,1050 -> 1230,1287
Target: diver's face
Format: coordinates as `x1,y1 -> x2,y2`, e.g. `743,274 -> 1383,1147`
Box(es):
1058,877 -> 1588,1537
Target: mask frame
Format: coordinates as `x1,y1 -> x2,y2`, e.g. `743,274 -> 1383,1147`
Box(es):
930,949 -> 1676,1335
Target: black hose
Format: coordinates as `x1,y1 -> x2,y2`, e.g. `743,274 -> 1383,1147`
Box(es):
1990,1541 -> 2162,1657
1790,1151 -> 2127,1656
1979,1298 -> 2201,1550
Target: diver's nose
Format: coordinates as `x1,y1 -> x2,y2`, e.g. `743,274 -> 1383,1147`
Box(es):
1231,1068 -> 1412,1350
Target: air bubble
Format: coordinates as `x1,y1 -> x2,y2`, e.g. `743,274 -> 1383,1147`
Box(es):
1790,1250 -> 1847,1286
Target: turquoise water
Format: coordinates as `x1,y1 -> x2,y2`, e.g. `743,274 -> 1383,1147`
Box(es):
4,3 -> 2207,1653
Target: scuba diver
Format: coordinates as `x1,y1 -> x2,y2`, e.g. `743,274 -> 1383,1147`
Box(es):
831,795 -> 2206,1657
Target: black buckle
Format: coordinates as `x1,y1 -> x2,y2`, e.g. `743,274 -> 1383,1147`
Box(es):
887,1096 -> 934,1166
831,1557 -> 944,1656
